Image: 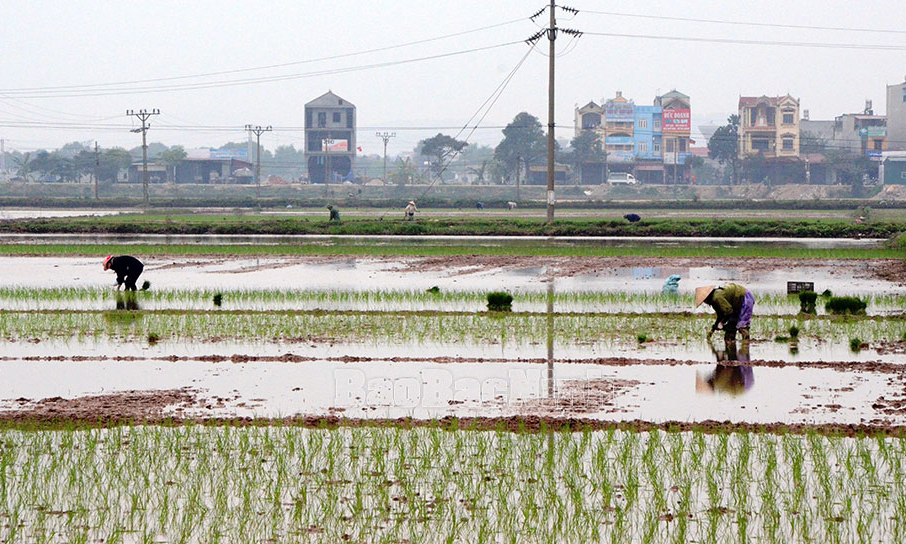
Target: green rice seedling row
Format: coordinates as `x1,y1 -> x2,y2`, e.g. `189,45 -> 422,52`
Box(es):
1,424 -> 904,543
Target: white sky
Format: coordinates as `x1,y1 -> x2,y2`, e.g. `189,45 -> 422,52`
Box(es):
1,0 -> 905,156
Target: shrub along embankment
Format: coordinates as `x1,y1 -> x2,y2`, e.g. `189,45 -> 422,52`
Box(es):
0,215 -> 903,238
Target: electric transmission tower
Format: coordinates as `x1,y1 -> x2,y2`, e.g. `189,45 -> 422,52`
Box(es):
126,109 -> 159,204
375,131 -> 396,183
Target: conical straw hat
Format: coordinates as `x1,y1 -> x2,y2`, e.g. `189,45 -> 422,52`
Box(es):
695,285 -> 715,308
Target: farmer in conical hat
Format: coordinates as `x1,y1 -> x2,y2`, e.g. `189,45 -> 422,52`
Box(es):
404,200 -> 418,221
103,254 -> 144,291
695,283 -> 754,341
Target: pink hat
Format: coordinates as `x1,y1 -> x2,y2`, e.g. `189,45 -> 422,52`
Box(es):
103,255 -> 113,269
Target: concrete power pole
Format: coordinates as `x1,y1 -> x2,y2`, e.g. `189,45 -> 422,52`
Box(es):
94,141 -> 100,200
528,3 -> 580,223
546,0 -> 556,223
245,124 -> 272,198
375,132 -> 396,183
0,138 -> 5,179
126,109 -> 159,204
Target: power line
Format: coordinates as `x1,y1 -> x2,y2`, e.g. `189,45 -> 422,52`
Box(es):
0,17 -> 527,94
583,31 -> 906,51
581,9 -> 906,35
0,41 -> 525,99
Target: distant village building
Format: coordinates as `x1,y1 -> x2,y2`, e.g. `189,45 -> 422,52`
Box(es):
126,148 -> 252,184
654,90 -> 692,184
885,76 -> 906,152
833,104 -> 887,157
573,89 -> 691,184
304,91 -> 356,183
737,95 -> 800,159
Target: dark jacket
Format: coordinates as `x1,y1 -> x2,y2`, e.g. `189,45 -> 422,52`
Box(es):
708,283 -> 746,329
109,255 -> 143,286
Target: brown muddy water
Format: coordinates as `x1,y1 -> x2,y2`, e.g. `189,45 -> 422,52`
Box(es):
1,355 -> 902,426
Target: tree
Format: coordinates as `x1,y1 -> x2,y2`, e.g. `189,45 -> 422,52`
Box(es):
389,157 -> 419,186
419,133 -> 467,182
466,159 -> 491,185
99,147 -> 133,183
494,112 -> 547,194
568,130 -> 607,184
12,152 -> 32,181
268,145 -> 304,179
158,145 -> 187,183
708,114 -> 740,185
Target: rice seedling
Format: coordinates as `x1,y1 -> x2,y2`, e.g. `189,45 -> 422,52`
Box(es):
826,296 -> 868,315
1,424 -> 905,543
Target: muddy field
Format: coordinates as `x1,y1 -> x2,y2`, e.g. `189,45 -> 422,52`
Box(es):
0,252 -> 903,430
1,247 -> 905,543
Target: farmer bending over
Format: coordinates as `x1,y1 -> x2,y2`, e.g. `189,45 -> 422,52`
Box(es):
695,283 -> 754,341
327,204 -> 340,222
404,200 -> 418,221
103,255 -> 144,291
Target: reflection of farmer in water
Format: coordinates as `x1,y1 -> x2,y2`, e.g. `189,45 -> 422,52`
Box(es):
696,337 -> 754,396
695,284 -> 754,341
103,255 -> 144,291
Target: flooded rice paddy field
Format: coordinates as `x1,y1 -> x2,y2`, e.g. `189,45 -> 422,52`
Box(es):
1,248 -> 905,542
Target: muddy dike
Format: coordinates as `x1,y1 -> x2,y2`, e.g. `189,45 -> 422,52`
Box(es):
1,215 -> 903,238
1,401 -> 904,438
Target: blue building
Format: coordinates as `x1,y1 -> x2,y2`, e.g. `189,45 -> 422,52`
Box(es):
632,105 -> 664,183
574,89 -> 691,184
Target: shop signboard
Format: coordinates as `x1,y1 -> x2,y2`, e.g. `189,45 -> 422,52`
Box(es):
662,109 -> 691,134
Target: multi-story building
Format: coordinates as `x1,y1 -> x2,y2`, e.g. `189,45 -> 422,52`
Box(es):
632,104 -> 663,183
603,91 -> 635,167
573,89 -> 690,183
738,95 -> 800,159
886,77 -> 906,151
574,100 -> 606,183
304,91 -> 356,183
655,90 -> 691,183
833,103 -> 887,158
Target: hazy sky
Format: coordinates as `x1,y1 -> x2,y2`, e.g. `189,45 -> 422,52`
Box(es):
2,0 -> 905,156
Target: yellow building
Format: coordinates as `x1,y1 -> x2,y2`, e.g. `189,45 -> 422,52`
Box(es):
738,95 -> 800,159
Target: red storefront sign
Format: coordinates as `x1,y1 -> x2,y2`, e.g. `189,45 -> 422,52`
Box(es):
662,109 -> 691,134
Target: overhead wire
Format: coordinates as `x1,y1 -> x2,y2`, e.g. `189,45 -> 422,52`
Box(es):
0,16 -> 528,94
580,9 -> 906,35
408,44 -> 536,206
0,41 -> 525,99
582,31 -> 906,51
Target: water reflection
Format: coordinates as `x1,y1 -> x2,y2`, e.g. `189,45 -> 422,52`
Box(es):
114,292 -> 141,311
696,338 -> 754,396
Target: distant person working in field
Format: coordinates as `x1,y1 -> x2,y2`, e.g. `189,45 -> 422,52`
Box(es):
404,201 -> 418,221
103,255 -> 144,291
327,204 -> 340,222
695,283 -> 754,341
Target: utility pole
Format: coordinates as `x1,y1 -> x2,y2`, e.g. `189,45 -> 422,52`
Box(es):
245,124 -> 272,197
94,141 -> 100,200
324,138 -> 332,186
528,3 -> 580,223
546,0 -> 556,223
375,131 -> 396,183
0,138 -> 5,180
126,109 -> 159,204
